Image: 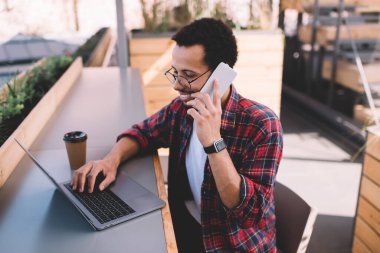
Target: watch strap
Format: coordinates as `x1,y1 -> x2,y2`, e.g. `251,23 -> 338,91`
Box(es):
204,138 -> 226,154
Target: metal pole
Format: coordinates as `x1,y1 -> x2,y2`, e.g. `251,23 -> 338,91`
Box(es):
115,0 -> 129,70
306,0 -> 320,95
327,0 -> 345,106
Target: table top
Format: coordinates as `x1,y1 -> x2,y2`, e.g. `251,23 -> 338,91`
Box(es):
0,67 -> 173,253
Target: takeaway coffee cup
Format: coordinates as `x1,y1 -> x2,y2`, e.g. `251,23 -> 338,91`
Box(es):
63,131 -> 87,170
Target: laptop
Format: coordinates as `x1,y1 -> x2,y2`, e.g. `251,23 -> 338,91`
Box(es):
15,139 -> 165,231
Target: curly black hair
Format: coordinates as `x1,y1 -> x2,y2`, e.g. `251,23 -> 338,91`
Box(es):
172,18 -> 238,70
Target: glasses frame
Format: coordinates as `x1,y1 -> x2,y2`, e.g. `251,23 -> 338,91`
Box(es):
165,67 -> 210,91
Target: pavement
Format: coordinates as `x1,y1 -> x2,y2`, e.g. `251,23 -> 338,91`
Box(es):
278,98 -> 362,253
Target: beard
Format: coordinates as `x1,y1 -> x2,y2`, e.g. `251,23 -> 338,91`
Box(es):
177,89 -> 194,104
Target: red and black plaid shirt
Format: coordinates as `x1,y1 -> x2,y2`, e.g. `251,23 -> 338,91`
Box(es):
119,86 -> 283,252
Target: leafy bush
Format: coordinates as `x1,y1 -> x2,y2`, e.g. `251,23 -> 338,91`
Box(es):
72,27 -> 108,65
0,56 -> 73,146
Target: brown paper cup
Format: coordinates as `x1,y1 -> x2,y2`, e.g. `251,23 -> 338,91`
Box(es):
63,131 -> 87,170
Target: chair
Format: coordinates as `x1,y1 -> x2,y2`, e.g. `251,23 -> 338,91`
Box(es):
274,181 -> 318,253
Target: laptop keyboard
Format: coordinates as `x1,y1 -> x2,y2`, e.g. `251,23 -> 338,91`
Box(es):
65,184 -> 135,224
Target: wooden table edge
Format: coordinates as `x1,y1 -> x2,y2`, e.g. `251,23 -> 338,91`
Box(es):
152,152 -> 178,253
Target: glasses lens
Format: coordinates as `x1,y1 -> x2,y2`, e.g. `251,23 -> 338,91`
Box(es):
165,72 -> 176,84
176,76 -> 190,88
165,72 -> 190,89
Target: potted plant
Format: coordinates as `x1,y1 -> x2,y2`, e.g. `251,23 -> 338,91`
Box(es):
0,56 -> 83,188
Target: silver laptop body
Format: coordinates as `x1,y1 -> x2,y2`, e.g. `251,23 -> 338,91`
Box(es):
15,139 -> 165,231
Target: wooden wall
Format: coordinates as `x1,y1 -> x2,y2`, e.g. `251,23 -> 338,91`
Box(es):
130,30 -> 284,117
353,127 -> 380,253
130,37 -> 177,117
234,30 -> 284,117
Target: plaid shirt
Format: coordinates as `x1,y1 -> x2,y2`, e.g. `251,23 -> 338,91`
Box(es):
119,86 -> 283,252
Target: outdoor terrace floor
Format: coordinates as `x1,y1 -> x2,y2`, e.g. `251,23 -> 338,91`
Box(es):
278,95 -> 363,253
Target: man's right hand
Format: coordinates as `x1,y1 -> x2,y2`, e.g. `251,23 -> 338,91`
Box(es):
71,158 -> 118,193
70,136 -> 140,193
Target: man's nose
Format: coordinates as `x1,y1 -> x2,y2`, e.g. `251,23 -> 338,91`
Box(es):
172,79 -> 182,90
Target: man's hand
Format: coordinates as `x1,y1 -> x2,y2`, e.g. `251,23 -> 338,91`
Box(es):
186,80 -> 222,147
71,158 -> 118,193
70,137 -> 140,193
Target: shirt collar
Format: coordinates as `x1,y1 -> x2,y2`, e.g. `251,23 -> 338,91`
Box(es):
221,85 -> 238,134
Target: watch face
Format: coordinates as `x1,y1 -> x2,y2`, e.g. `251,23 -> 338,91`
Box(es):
215,139 -> 226,152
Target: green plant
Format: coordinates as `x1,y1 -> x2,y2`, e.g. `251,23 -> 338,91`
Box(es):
0,56 -> 73,146
140,0 -> 163,32
211,1 -> 235,28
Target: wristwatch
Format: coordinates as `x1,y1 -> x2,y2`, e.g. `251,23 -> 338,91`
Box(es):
204,138 -> 227,154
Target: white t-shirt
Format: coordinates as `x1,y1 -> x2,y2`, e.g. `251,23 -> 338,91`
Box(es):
185,123 -> 207,224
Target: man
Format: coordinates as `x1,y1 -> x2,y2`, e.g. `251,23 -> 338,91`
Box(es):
72,18 -> 283,252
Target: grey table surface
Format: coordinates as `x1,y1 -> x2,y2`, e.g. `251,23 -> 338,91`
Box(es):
0,67 -> 167,253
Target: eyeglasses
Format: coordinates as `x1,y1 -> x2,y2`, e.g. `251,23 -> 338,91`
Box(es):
164,68 -> 210,91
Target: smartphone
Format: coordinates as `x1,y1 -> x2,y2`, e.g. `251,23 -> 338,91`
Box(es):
200,62 -> 237,100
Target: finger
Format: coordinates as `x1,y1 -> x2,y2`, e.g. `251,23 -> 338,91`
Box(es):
213,80 -> 221,108
71,162 -> 91,191
186,99 -> 208,116
99,172 -> 116,191
187,107 -> 202,121
87,163 -> 102,193
191,92 -> 214,111
78,166 -> 91,192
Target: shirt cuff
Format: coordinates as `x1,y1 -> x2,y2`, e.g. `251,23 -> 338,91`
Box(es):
223,174 -> 249,215
117,129 -> 149,151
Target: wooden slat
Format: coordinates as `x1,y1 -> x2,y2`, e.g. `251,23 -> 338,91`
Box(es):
352,236 -> 372,253
280,0 -> 304,11
363,154 -> 380,186
234,67 -> 283,83
280,0 -> 379,13
357,197 -> 380,236
322,60 -> 380,93
131,55 -> 171,72
130,38 -> 173,55
0,58 -> 83,188
102,30 -> 116,67
144,85 -> 177,116
366,130 -> 380,161
152,153 -> 178,253
354,105 -> 380,125
142,42 -> 175,86
361,176 -> 380,211
236,33 -> 284,51
299,24 -> 380,46
87,28 -> 113,67
236,51 -> 284,67
355,217 -> 380,253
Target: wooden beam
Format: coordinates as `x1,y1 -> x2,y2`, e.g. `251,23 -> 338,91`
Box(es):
322,60 -> 380,93
354,217 -> 380,252
367,129 -> 380,161
87,28 -> 113,67
357,197 -> 380,236
152,152 -> 178,253
142,42 -> 175,86
360,176 -> 380,211
299,24 -> 380,46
